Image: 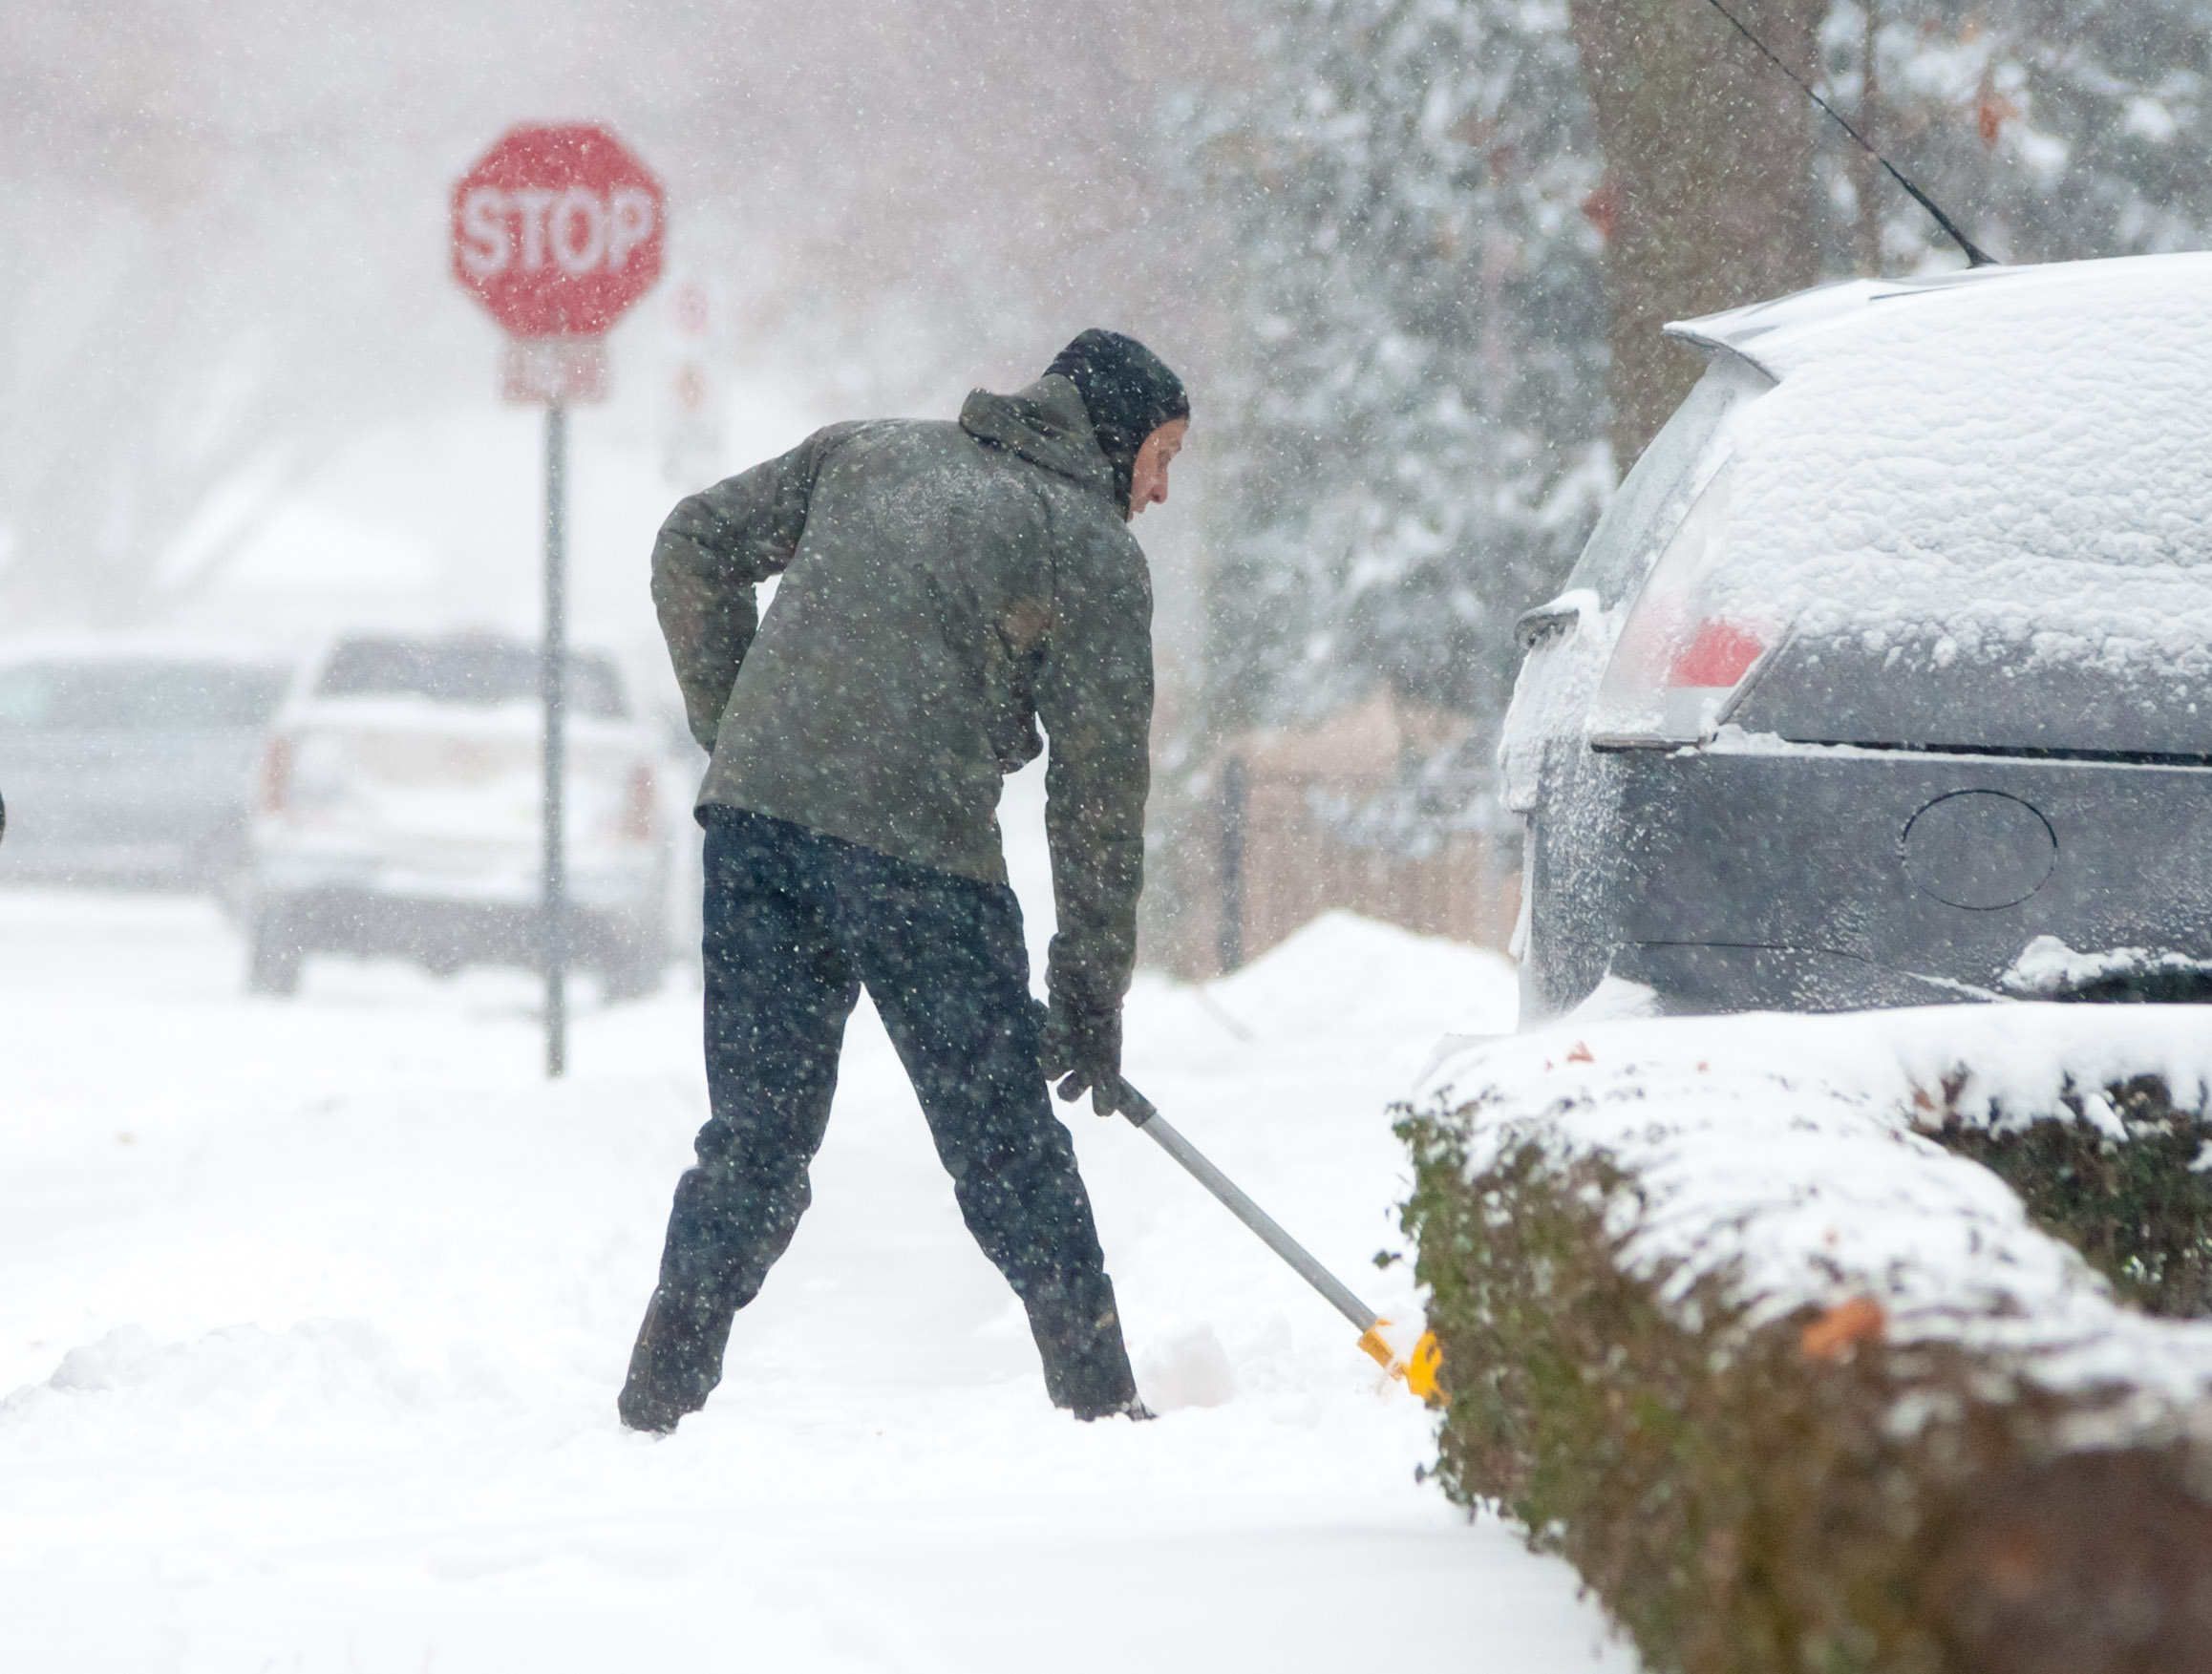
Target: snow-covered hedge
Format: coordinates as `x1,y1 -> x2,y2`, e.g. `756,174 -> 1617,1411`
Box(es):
1399,1007 -> 2212,1674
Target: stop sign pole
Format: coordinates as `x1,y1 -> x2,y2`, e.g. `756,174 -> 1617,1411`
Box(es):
452,124 -> 666,1076
542,401 -> 569,1076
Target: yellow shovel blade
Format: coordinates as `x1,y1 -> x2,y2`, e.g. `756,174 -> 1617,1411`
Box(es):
1404,1331 -> 1443,1402
1357,1323 -> 1444,1405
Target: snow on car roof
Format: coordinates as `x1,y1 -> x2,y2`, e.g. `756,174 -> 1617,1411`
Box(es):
1660,254 -> 2212,692
1665,251 -> 2212,377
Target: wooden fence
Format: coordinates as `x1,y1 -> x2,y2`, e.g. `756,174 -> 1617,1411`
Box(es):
1145,693 -> 1521,979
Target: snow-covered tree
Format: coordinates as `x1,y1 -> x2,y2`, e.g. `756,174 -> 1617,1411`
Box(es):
1820,0 -> 2212,270
1179,0 -> 1610,739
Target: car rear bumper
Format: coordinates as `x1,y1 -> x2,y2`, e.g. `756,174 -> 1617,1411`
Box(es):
268,888 -> 656,969
1606,942 -> 1992,1012
1563,744 -> 2212,1014
256,835 -> 659,913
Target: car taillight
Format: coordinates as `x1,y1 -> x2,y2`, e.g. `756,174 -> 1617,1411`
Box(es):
621,763 -> 655,840
1667,618 -> 1769,689
261,737 -> 291,815
1595,465 -> 1776,741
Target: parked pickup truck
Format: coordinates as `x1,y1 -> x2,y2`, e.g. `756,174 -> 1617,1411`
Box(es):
247,631 -> 672,998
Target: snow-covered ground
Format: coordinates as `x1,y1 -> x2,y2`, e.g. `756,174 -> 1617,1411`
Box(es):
0,770 -> 1630,1671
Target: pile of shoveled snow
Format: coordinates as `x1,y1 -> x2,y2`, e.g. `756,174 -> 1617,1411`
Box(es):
1418,1005 -> 2212,1403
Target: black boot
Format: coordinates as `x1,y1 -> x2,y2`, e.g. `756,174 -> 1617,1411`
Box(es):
1068,1384 -> 1156,1422
1025,1276 -> 1147,1420
617,1283 -> 738,1433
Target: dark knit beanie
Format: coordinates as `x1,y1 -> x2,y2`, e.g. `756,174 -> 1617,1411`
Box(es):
1045,329 -> 1190,513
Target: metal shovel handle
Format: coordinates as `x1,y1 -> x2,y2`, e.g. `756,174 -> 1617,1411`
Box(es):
1114,1083 -> 1381,1336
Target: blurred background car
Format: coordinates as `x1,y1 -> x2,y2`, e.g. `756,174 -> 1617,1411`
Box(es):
248,630 -> 672,998
1502,253 -> 2212,1023
0,640 -> 294,904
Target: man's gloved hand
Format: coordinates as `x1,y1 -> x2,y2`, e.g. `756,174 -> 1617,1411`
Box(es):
1036,994 -> 1132,1117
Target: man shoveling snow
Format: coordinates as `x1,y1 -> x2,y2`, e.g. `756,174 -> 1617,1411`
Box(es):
619,330 -> 1190,1432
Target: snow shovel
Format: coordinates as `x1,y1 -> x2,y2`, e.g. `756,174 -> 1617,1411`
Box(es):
1113,1080 -> 1441,1403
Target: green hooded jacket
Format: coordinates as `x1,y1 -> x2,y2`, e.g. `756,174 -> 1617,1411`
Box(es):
650,373 -> 1153,1013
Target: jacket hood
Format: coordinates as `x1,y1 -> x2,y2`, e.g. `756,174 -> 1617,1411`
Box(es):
959,375 -> 1117,505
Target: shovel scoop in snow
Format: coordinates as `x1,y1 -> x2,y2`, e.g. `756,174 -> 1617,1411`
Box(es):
1113,1081 -> 1441,1403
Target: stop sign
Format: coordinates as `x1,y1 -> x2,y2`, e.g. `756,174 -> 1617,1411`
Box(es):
452,124 -> 665,338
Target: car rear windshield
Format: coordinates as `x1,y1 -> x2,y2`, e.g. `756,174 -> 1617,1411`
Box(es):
1686,265 -> 2212,757
0,661 -> 288,732
315,637 -> 627,719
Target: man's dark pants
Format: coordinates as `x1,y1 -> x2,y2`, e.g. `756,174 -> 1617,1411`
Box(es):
620,807 -> 1138,1430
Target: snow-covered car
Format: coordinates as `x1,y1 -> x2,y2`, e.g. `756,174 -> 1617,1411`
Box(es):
247,632 -> 670,997
0,640 -> 293,900
1502,254 -> 2212,1023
